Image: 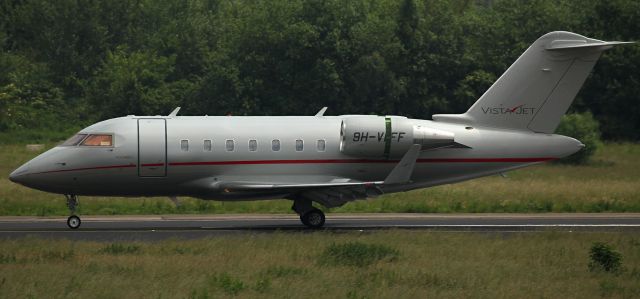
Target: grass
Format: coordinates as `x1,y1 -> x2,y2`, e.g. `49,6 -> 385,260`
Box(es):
319,242 -> 400,267
0,231 -> 638,298
0,143 -> 639,215
98,243 -> 141,255
0,127 -> 84,145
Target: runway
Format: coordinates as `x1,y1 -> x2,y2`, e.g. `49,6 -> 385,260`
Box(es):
1,213 -> 639,241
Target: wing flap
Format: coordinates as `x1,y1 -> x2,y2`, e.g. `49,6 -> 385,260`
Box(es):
219,180 -> 382,191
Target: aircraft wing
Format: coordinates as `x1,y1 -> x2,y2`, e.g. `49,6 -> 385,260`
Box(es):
207,145 -> 422,207
213,176 -> 384,208
215,144 -> 420,191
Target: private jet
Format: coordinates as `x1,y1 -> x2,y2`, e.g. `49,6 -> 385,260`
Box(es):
9,31 -> 632,229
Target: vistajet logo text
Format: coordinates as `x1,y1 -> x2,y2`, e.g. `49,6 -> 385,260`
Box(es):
481,104 -> 535,115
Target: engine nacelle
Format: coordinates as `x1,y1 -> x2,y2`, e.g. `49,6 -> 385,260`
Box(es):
339,116 -> 455,158
413,125 -> 456,150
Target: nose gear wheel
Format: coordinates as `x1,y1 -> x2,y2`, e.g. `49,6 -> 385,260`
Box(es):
65,194 -> 81,229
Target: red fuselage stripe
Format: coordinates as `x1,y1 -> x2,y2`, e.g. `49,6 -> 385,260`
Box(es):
417,157 -> 555,163
36,164 -> 136,174
168,159 -> 396,166
168,157 -> 554,166
33,157 -> 555,174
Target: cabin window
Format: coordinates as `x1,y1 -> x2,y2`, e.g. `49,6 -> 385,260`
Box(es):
61,134 -> 87,146
249,139 -> 258,152
272,139 -> 280,152
181,140 -> 189,151
81,134 -> 113,147
317,139 -> 326,152
295,139 -> 304,152
226,139 -> 235,151
203,140 -> 212,152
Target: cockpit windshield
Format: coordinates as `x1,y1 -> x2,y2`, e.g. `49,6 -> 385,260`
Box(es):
81,134 -> 113,146
61,134 -> 87,146
60,133 -> 114,147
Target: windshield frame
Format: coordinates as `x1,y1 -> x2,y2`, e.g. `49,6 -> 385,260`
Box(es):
60,133 -> 88,146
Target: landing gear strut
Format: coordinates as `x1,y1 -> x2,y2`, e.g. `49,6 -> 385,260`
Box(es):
65,194 -> 81,229
291,198 -> 325,229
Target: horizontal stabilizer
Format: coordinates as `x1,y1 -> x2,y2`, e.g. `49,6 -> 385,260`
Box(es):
546,40 -> 634,51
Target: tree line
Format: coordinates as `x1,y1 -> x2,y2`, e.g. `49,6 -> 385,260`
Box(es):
0,0 -> 638,140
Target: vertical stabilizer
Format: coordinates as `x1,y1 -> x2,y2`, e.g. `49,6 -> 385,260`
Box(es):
433,31 -> 632,133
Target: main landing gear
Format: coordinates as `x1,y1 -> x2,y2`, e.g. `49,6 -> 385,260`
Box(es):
292,198 -> 325,229
65,194 -> 81,229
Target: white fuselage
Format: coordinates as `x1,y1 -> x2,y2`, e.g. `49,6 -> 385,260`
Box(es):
9,115 -> 582,200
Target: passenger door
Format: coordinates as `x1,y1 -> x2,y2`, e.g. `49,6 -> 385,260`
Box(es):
138,119 -> 167,177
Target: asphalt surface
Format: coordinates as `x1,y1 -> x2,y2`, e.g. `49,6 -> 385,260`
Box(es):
0,213 -> 639,241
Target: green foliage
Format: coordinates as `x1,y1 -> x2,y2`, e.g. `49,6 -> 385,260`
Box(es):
2,233 -> 640,298
210,273 -> 246,295
319,242 -> 399,267
577,0 -> 640,140
0,127 -> 82,144
88,48 -> 185,118
555,112 -> 602,164
98,243 -> 141,255
589,242 -> 623,273
37,250 -> 75,262
0,55 -> 64,131
253,277 -> 271,293
0,0 -> 639,140
0,254 -> 17,264
262,265 -> 306,278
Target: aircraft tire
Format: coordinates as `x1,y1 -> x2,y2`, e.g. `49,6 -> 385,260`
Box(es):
67,215 -> 81,229
300,209 -> 325,229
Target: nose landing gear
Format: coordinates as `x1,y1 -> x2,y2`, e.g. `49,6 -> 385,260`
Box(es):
65,194 -> 81,229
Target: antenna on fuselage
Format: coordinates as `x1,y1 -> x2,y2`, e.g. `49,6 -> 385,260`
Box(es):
315,107 -> 328,116
168,107 -> 181,117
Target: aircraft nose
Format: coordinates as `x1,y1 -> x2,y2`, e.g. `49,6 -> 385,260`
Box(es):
9,165 -> 30,184
9,169 -> 20,183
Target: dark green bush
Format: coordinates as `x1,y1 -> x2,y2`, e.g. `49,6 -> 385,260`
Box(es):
263,265 -> 306,277
210,273 -> 246,295
0,254 -> 17,264
320,242 -> 399,267
589,242 -> 622,273
555,112 -> 602,164
99,243 -> 141,255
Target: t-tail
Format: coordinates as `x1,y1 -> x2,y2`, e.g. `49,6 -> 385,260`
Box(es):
433,31 -> 633,133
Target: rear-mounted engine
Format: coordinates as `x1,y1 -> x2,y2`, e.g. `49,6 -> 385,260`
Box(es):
339,116 -> 455,158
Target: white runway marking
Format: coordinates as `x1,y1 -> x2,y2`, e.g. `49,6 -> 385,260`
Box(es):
366,224 -> 640,227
